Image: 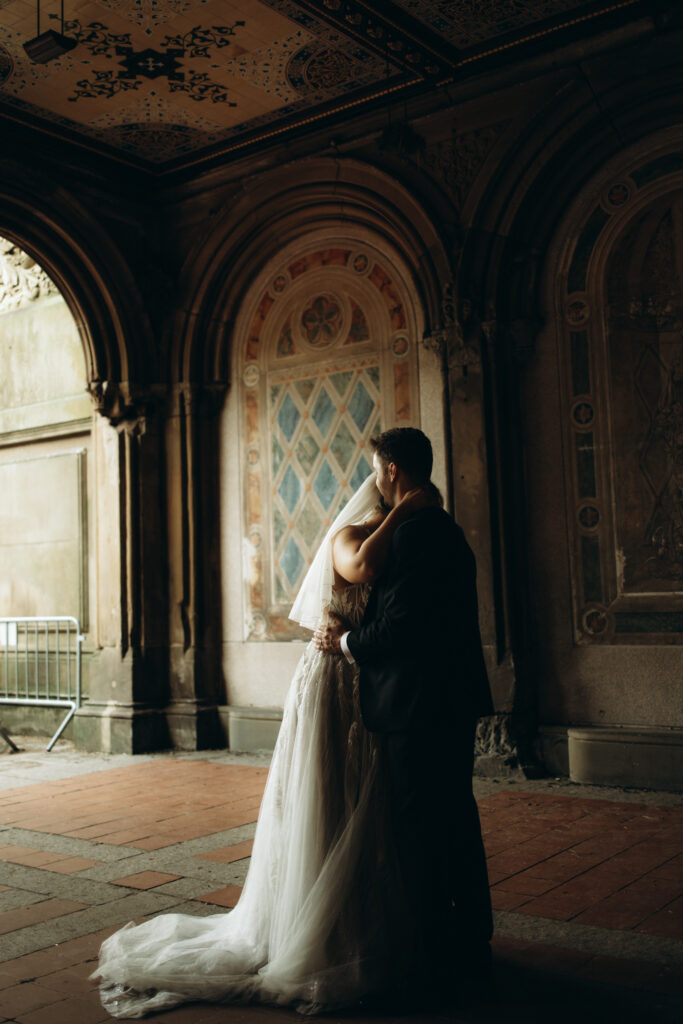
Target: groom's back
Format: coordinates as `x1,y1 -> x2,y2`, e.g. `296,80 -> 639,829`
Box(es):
357,505 -> 493,732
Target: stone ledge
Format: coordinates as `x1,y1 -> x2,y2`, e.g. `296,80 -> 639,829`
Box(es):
567,726 -> 683,793
219,705 -> 282,753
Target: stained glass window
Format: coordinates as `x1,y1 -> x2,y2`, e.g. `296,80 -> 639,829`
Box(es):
240,246 -> 417,640
269,362 -> 381,604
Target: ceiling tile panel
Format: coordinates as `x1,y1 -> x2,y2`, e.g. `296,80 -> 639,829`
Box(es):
0,0 -> 642,170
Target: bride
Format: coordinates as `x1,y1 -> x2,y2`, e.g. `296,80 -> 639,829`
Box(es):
94,473 -> 434,1018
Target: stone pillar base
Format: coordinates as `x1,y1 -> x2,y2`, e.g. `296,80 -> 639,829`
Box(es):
163,700 -> 222,750
73,703 -> 170,754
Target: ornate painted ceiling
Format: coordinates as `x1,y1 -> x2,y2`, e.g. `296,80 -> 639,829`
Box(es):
0,0 -> 641,171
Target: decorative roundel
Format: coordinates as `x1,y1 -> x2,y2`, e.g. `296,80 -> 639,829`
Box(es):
351,252 -> 370,274
572,401 -> 594,427
566,298 -> 589,326
250,613 -> 267,637
243,363 -> 260,388
249,528 -> 262,550
392,335 -> 409,357
247,446 -> 260,468
579,505 -> 600,530
273,274 -> 288,294
583,607 -> 609,635
605,181 -> 632,210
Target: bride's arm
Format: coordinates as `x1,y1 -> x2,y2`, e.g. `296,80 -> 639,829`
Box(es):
332,488 -> 433,584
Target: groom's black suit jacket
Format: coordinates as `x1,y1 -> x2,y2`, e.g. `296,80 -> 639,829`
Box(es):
347,505 -> 493,734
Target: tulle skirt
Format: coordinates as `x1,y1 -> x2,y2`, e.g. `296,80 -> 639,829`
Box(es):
93,642 -> 406,1018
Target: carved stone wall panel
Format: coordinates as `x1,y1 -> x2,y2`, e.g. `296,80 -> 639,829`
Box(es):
607,200 -> 683,593
558,153 -> 683,644
424,121 -> 508,212
0,450 -> 88,625
0,236 -> 58,315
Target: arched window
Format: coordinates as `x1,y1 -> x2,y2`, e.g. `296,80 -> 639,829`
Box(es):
238,241 -> 421,641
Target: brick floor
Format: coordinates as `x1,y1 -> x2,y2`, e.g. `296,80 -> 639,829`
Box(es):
195,885 -> 244,908
196,840 -> 254,863
0,758 -> 681,1023
110,871 -> 183,890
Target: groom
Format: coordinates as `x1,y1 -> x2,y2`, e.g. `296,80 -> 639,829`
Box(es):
315,427 -> 493,997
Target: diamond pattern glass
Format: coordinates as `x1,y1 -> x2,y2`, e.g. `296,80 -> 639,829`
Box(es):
281,537 -> 305,586
296,430 -> 320,475
350,454 -> 373,492
269,360 -> 382,604
330,419 -> 355,472
272,436 -> 284,474
295,377 -> 316,404
298,503 -> 323,546
278,465 -> 301,514
312,387 -> 335,436
277,392 -> 300,442
330,370 -> 353,397
314,460 -> 338,509
348,380 -> 374,432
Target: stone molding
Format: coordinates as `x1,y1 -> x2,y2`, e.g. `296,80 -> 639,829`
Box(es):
86,379 -> 169,430
0,236 -> 58,316
422,283 -> 483,367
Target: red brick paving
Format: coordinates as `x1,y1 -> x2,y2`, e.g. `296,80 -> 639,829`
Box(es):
479,791 -> 682,934
0,899 -> 88,936
0,762 -> 268,846
0,764 -> 681,1021
197,839 -> 254,863
195,885 -> 244,908
110,870 -> 182,890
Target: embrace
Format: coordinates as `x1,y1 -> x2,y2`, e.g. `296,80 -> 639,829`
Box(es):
94,428 -> 494,1017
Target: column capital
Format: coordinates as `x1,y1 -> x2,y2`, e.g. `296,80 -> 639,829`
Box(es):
87,380 -> 167,432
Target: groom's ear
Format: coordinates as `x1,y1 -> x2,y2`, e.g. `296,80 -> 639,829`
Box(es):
387,461 -> 398,482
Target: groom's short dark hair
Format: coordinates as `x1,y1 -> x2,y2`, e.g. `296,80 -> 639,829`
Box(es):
370,428 -> 433,483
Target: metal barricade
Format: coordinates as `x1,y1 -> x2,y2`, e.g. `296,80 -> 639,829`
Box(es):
0,617 -> 84,751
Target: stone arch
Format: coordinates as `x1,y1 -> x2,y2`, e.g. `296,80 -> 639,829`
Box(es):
0,161 -> 153,420
171,159 -> 458,745
0,166 -> 170,754
173,159 -> 453,389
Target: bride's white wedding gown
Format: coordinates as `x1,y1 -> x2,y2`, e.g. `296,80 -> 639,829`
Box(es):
95,583 -> 407,1018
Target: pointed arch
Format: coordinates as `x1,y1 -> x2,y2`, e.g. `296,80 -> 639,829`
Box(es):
0,161 -> 153,408
172,159 -> 453,389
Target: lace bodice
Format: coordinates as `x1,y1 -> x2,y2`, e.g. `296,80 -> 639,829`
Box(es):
328,583 -> 371,628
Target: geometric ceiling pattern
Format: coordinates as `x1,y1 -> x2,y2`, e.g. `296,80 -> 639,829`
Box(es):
0,0 -> 639,171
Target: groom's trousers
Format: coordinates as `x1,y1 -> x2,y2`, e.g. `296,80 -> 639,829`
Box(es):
381,715 -> 493,979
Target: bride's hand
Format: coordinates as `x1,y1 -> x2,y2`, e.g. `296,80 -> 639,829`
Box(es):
313,612 -> 347,655
396,485 -> 440,517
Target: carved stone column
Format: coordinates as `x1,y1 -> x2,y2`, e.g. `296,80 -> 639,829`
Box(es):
424,285 -> 530,775
485,309 -> 546,775
165,381 -> 227,749
73,382 -> 170,753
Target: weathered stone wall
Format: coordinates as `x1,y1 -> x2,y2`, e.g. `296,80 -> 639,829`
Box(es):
1,16 -> 681,785
0,243 -> 92,738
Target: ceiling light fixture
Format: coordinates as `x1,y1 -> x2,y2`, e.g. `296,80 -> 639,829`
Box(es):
23,1 -> 77,64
